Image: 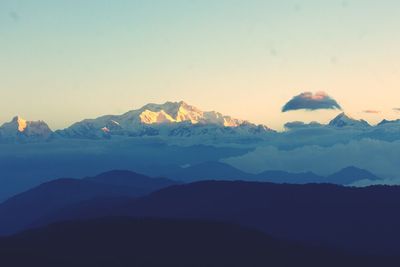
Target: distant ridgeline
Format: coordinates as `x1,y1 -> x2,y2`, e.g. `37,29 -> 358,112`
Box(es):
1,101 -> 399,142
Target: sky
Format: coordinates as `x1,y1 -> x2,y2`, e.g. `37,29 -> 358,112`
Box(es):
1,0 -> 400,130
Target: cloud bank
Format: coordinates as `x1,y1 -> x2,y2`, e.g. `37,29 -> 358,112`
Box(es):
223,139 -> 400,180
282,91 -> 342,112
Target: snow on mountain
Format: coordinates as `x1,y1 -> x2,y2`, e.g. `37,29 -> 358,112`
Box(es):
358,118 -> 400,141
284,113 -> 373,131
137,101 -> 246,126
0,116 -> 53,142
377,119 -> 400,126
328,113 -> 371,128
3,104 -> 399,143
139,101 -> 204,124
282,113 -> 400,143
56,101 -> 273,139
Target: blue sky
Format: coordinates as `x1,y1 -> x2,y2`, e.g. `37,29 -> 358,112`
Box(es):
1,0 -> 400,130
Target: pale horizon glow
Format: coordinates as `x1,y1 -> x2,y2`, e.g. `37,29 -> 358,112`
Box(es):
1,0 -> 400,130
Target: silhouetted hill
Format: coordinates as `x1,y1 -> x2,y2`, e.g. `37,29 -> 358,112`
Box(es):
0,171 -> 177,235
162,162 -> 381,185
38,181 -> 400,256
325,166 -> 380,184
84,169 -> 177,188
256,170 -> 324,183
164,161 -> 253,181
0,217 -> 395,267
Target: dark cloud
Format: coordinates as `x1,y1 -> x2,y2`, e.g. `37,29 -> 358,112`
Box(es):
284,121 -> 323,130
393,108 -> 400,112
282,91 -> 342,112
363,110 -> 380,114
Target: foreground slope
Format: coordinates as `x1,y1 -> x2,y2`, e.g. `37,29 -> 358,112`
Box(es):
38,181 -> 400,256
0,217 -> 395,267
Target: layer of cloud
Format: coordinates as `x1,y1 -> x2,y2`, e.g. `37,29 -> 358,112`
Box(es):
223,139 -> 400,181
393,108 -> 400,112
363,110 -> 380,114
282,91 -> 342,112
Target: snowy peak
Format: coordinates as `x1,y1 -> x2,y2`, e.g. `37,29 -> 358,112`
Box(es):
0,116 -> 53,142
377,119 -> 400,126
137,101 -> 246,127
10,116 -> 28,132
57,101 -> 273,139
285,113 -> 372,131
1,116 -> 27,135
329,113 -> 370,128
138,101 -> 203,124
203,111 -> 245,127
139,109 -> 176,124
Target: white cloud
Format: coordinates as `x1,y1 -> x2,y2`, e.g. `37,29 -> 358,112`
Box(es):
223,139 -> 400,181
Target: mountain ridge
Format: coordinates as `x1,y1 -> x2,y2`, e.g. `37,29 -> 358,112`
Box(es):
29,180 -> 400,256
55,101 -> 274,139
2,102 -> 400,142
0,116 -> 53,142
0,170 -> 177,235
160,161 -> 382,185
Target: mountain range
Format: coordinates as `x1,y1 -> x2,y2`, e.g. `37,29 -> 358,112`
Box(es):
151,161 -> 381,185
0,100 -> 397,200
0,170 -> 177,235
284,112 -> 379,130
37,181 -> 400,256
1,101 -> 399,143
0,167 -> 381,236
0,168 -> 399,264
55,101 -> 273,140
0,116 -> 52,143
4,178 -> 400,257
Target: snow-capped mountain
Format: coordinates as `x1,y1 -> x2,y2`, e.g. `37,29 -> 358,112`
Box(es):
284,113 -> 372,131
56,101 -> 273,139
328,113 -> 371,128
358,118 -> 400,141
3,104 -> 399,143
377,119 -> 400,126
138,101 -> 245,126
0,116 -> 53,143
